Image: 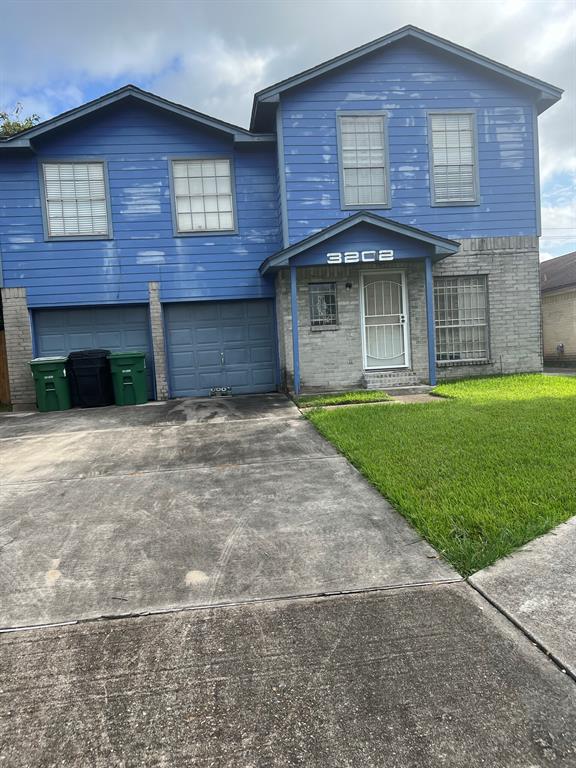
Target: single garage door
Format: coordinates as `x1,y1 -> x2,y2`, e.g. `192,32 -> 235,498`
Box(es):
166,300 -> 277,398
34,305 -> 154,397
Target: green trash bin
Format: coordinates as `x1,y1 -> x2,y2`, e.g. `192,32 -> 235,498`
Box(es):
30,357 -> 72,412
108,351 -> 148,406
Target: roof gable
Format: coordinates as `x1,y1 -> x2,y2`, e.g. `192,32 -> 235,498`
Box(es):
260,211 -> 460,273
0,85 -> 275,149
251,25 -> 563,130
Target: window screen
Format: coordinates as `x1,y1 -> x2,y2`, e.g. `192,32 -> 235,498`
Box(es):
172,159 -> 234,232
309,283 -> 338,327
338,114 -> 388,207
434,276 -> 488,362
429,113 -> 478,204
43,163 -> 109,237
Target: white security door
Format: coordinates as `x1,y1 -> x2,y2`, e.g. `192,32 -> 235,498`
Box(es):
362,272 -> 409,368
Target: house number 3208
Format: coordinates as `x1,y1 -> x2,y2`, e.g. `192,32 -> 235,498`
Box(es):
326,250 -> 394,264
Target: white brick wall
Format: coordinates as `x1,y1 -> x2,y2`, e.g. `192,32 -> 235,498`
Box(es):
276,236 -> 542,392
148,282 -> 170,400
1,287 -> 35,406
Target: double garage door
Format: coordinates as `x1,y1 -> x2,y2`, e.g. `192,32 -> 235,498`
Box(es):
33,300 -> 277,401
165,300 -> 277,398
34,306 -> 154,397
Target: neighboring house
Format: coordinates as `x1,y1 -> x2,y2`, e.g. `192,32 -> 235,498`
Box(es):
541,252 -> 576,366
0,25 -> 563,405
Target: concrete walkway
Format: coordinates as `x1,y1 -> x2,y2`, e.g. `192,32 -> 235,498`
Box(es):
471,517 -> 576,678
0,395 -> 456,630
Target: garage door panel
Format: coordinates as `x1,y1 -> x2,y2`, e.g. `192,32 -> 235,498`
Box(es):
220,303 -> 246,321
196,328 -> 220,345
166,300 -> 277,398
34,306 -> 153,398
251,346 -> 274,364
253,369 -> 276,386
197,350 -> 221,367
221,326 -> 246,343
225,349 -> 250,365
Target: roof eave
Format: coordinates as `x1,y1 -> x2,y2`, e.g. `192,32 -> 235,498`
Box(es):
250,25 -> 563,129
0,86 -> 274,147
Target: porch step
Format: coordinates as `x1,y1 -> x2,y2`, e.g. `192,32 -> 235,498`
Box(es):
381,385 -> 434,396
363,370 -> 422,390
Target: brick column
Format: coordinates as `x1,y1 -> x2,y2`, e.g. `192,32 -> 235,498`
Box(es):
148,282 -> 169,400
1,287 -> 35,407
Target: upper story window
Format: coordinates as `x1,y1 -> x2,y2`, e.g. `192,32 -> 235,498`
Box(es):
42,162 -> 110,238
429,113 -> 479,205
337,113 -> 389,209
172,159 -> 235,234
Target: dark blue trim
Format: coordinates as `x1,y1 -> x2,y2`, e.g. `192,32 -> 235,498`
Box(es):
251,24 -> 563,129
260,211 -> 460,274
275,103 -> 290,248
425,256 -> 436,387
145,303 -> 158,401
290,265 -> 301,394
272,296 -> 282,389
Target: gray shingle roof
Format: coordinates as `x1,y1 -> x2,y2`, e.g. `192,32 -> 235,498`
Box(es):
540,252 -> 576,293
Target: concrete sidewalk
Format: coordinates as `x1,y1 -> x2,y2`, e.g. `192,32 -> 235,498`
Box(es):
1,583 -> 575,767
471,517 -> 576,678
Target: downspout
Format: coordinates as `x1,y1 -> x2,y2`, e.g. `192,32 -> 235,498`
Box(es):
425,255 -> 437,387
290,264 -> 301,394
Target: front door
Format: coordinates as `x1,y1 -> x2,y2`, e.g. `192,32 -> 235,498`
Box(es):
361,272 -> 409,368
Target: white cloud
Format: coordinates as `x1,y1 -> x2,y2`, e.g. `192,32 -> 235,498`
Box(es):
1,0 -> 574,249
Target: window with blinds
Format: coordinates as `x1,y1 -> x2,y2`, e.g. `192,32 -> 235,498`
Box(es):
434,276 -> 489,362
429,113 -> 478,204
338,114 -> 389,208
42,163 -> 110,237
172,159 -> 235,233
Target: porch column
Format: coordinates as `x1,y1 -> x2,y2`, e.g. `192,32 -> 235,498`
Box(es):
425,256 -> 437,386
289,264 -> 301,394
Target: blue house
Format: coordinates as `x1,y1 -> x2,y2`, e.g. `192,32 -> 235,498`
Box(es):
0,26 -> 562,405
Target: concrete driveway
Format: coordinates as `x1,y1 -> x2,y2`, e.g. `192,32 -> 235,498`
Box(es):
2,396 -> 576,766
0,394 -> 456,629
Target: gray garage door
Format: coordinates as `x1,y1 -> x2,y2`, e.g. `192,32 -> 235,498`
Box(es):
34,305 -> 154,397
165,300 -> 277,398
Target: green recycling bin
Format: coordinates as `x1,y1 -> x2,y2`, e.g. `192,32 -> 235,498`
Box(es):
108,351 -> 148,406
30,357 -> 72,412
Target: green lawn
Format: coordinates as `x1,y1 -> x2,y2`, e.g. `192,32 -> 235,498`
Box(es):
295,390 -> 391,407
307,374 -> 576,576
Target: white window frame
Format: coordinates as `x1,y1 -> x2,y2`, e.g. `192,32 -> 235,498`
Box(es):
170,157 -> 237,236
309,282 -> 338,328
337,111 -> 390,210
428,111 -> 480,206
40,160 -> 112,240
434,275 -> 489,363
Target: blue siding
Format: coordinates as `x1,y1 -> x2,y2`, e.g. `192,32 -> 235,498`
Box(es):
280,39 -> 539,243
0,101 -> 281,306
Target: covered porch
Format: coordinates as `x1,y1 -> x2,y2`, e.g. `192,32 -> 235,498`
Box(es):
260,212 -> 460,394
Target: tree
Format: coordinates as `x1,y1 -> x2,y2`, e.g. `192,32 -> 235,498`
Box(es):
0,103 -> 40,138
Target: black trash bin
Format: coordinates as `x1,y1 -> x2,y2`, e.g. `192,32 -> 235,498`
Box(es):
66,349 -> 115,408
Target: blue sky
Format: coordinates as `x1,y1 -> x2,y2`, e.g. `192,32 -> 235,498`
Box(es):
1,0 -> 574,260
